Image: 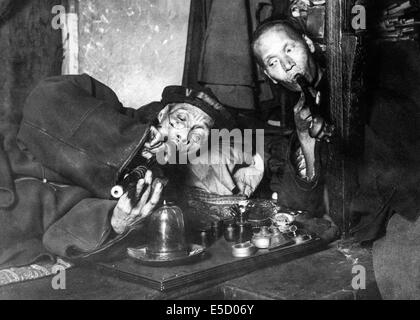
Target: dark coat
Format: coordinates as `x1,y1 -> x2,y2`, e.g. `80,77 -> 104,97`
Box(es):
266,132 -> 327,219
0,74 -> 155,268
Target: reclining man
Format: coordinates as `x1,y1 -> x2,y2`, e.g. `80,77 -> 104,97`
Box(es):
0,74 -> 262,268
251,18 -> 337,234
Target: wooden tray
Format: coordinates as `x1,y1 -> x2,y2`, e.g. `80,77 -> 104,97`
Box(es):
96,237 -> 327,292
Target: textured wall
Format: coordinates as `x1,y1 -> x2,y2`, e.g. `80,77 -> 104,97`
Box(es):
79,0 -> 191,109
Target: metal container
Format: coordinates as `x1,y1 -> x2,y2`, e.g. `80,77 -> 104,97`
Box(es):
232,241 -> 257,258
269,227 -> 288,247
236,222 -> 253,244
223,220 -> 239,242
197,228 -> 214,248
211,220 -> 224,239
251,226 -> 272,249
271,212 -> 296,233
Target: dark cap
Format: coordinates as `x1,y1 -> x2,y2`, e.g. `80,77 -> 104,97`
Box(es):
161,85 -> 236,129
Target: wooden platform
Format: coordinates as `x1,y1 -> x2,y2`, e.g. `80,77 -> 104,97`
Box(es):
0,240 -> 381,300
96,237 -> 326,292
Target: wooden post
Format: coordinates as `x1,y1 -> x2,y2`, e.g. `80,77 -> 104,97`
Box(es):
61,0 -> 79,75
325,0 -> 365,236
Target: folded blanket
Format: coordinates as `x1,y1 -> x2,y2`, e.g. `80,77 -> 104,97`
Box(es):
0,258 -> 72,287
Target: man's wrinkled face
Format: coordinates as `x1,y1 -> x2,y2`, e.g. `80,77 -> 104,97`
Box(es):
254,26 -> 317,91
157,103 -> 213,155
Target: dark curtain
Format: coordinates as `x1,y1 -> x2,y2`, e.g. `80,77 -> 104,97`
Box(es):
182,0 -> 291,88
183,0 -> 289,111
0,0 -> 15,23
0,0 -> 63,150
182,0 -> 293,127
182,0 -> 212,88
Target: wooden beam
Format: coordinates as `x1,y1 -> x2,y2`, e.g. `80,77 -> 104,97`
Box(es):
61,0 -> 79,75
325,0 -> 366,236
326,0 -> 346,233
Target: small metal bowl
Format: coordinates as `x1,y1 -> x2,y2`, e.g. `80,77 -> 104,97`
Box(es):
232,241 -> 257,258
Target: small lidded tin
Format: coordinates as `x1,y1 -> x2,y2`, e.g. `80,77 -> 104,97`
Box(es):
232,241 -> 257,258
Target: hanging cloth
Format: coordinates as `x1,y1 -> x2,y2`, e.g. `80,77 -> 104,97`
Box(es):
198,0 -> 270,110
